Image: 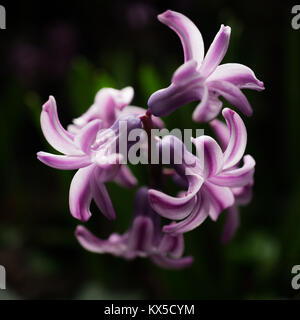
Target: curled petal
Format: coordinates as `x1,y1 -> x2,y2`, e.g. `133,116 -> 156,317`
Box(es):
208,80 -> 253,117
163,194 -> 208,234
133,187 -> 152,217
233,183 -> 253,205
128,216 -> 154,254
192,135 -> 224,179
207,63 -> 264,91
200,25 -> 231,78
75,226 -> 108,253
222,108 -> 247,169
90,176 -> 116,220
73,97 -> 115,129
37,152 -> 91,170
75,226 -> 124,255
94,153 -> 123,181
148,189 -> 196,221
158,233 -> 184,258
159,135 -> 198,174
73,87 -> 134,129
69,165 -> 95,221
41,96 -> 81,155
209,155 -> 255,187
148,174 -> 203,220
172,60 -> 199,83
209,119 -> 230,150
151,254 -> 194,269
148,79 -> 203,117
158,10 -> 204,63
172,172 -> 189,189
94,87 -> 134,112
74,119 -> 102,153
192,87 -> 223,122
221,205 -> 240,244
113,165 -> 137,188
203,181 -> 234,221
112,86 -> 134,109
67,124 -> 80,135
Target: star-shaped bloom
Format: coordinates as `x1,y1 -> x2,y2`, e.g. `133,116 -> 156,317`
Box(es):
68,86 -> 164,134
75,187 -> 194,269
37,96 -> 142,221
67,86 -> 164,188
210,118 -> 254,243
148,10 -> 264,122
148,108 -> 255,234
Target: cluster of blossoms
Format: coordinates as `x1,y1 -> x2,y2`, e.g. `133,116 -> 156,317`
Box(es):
37,10 -> 263,269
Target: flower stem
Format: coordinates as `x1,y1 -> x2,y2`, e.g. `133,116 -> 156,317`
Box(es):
140,110 -> 162,188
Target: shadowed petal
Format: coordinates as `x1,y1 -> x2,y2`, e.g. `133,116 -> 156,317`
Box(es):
148,189 -> 197,220
69,165 -> 95,221
37,152 -> 91,170
210,155 -> 255,187
148,79 -> 203,117
192,135 -> 224,178
160,135 -> 198,172
158,10 -> 204,63
172,60 -> 199,83
163,194 -> 207,234
128,216 -> 154,254
148,174 -> 203,220
209,119 -> 230,150
222,108 -> 247,169
93,154 -> 123,182
151,254 -> 194,269
90,175 -> 116,220
192,87 -> 223,122
200,25 -> 231,78
75,225 -> 124,255
158,233 -> 184,258
74,119 -> 102,153
203,181 -> 234,221
209,80 -> 253,116
41,96 -> 81,155
232,182 -> 253,205
221,205 -> 240,244
113,165 -> 137,188
207,63 -> 264,91
133,187 -> 150,216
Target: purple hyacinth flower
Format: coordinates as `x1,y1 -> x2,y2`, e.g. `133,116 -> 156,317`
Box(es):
68,86 -> 164,134
148,10 -> 264,121
75,187 -> 194,269
210,118 -> 254,243
37,96 -> 142,222
148,108 -> 255,234
67,86 -> 164,188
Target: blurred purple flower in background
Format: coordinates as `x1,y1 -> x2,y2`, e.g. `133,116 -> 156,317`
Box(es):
12,22 -> 78,85
44,22 -> 78,78
148,10 -> 264,121
12,43 -> 43,84
76,187 -> 194,269
126,3 -> 157,29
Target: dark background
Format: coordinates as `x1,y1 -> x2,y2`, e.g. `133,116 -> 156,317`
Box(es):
0,0 -> 299,299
